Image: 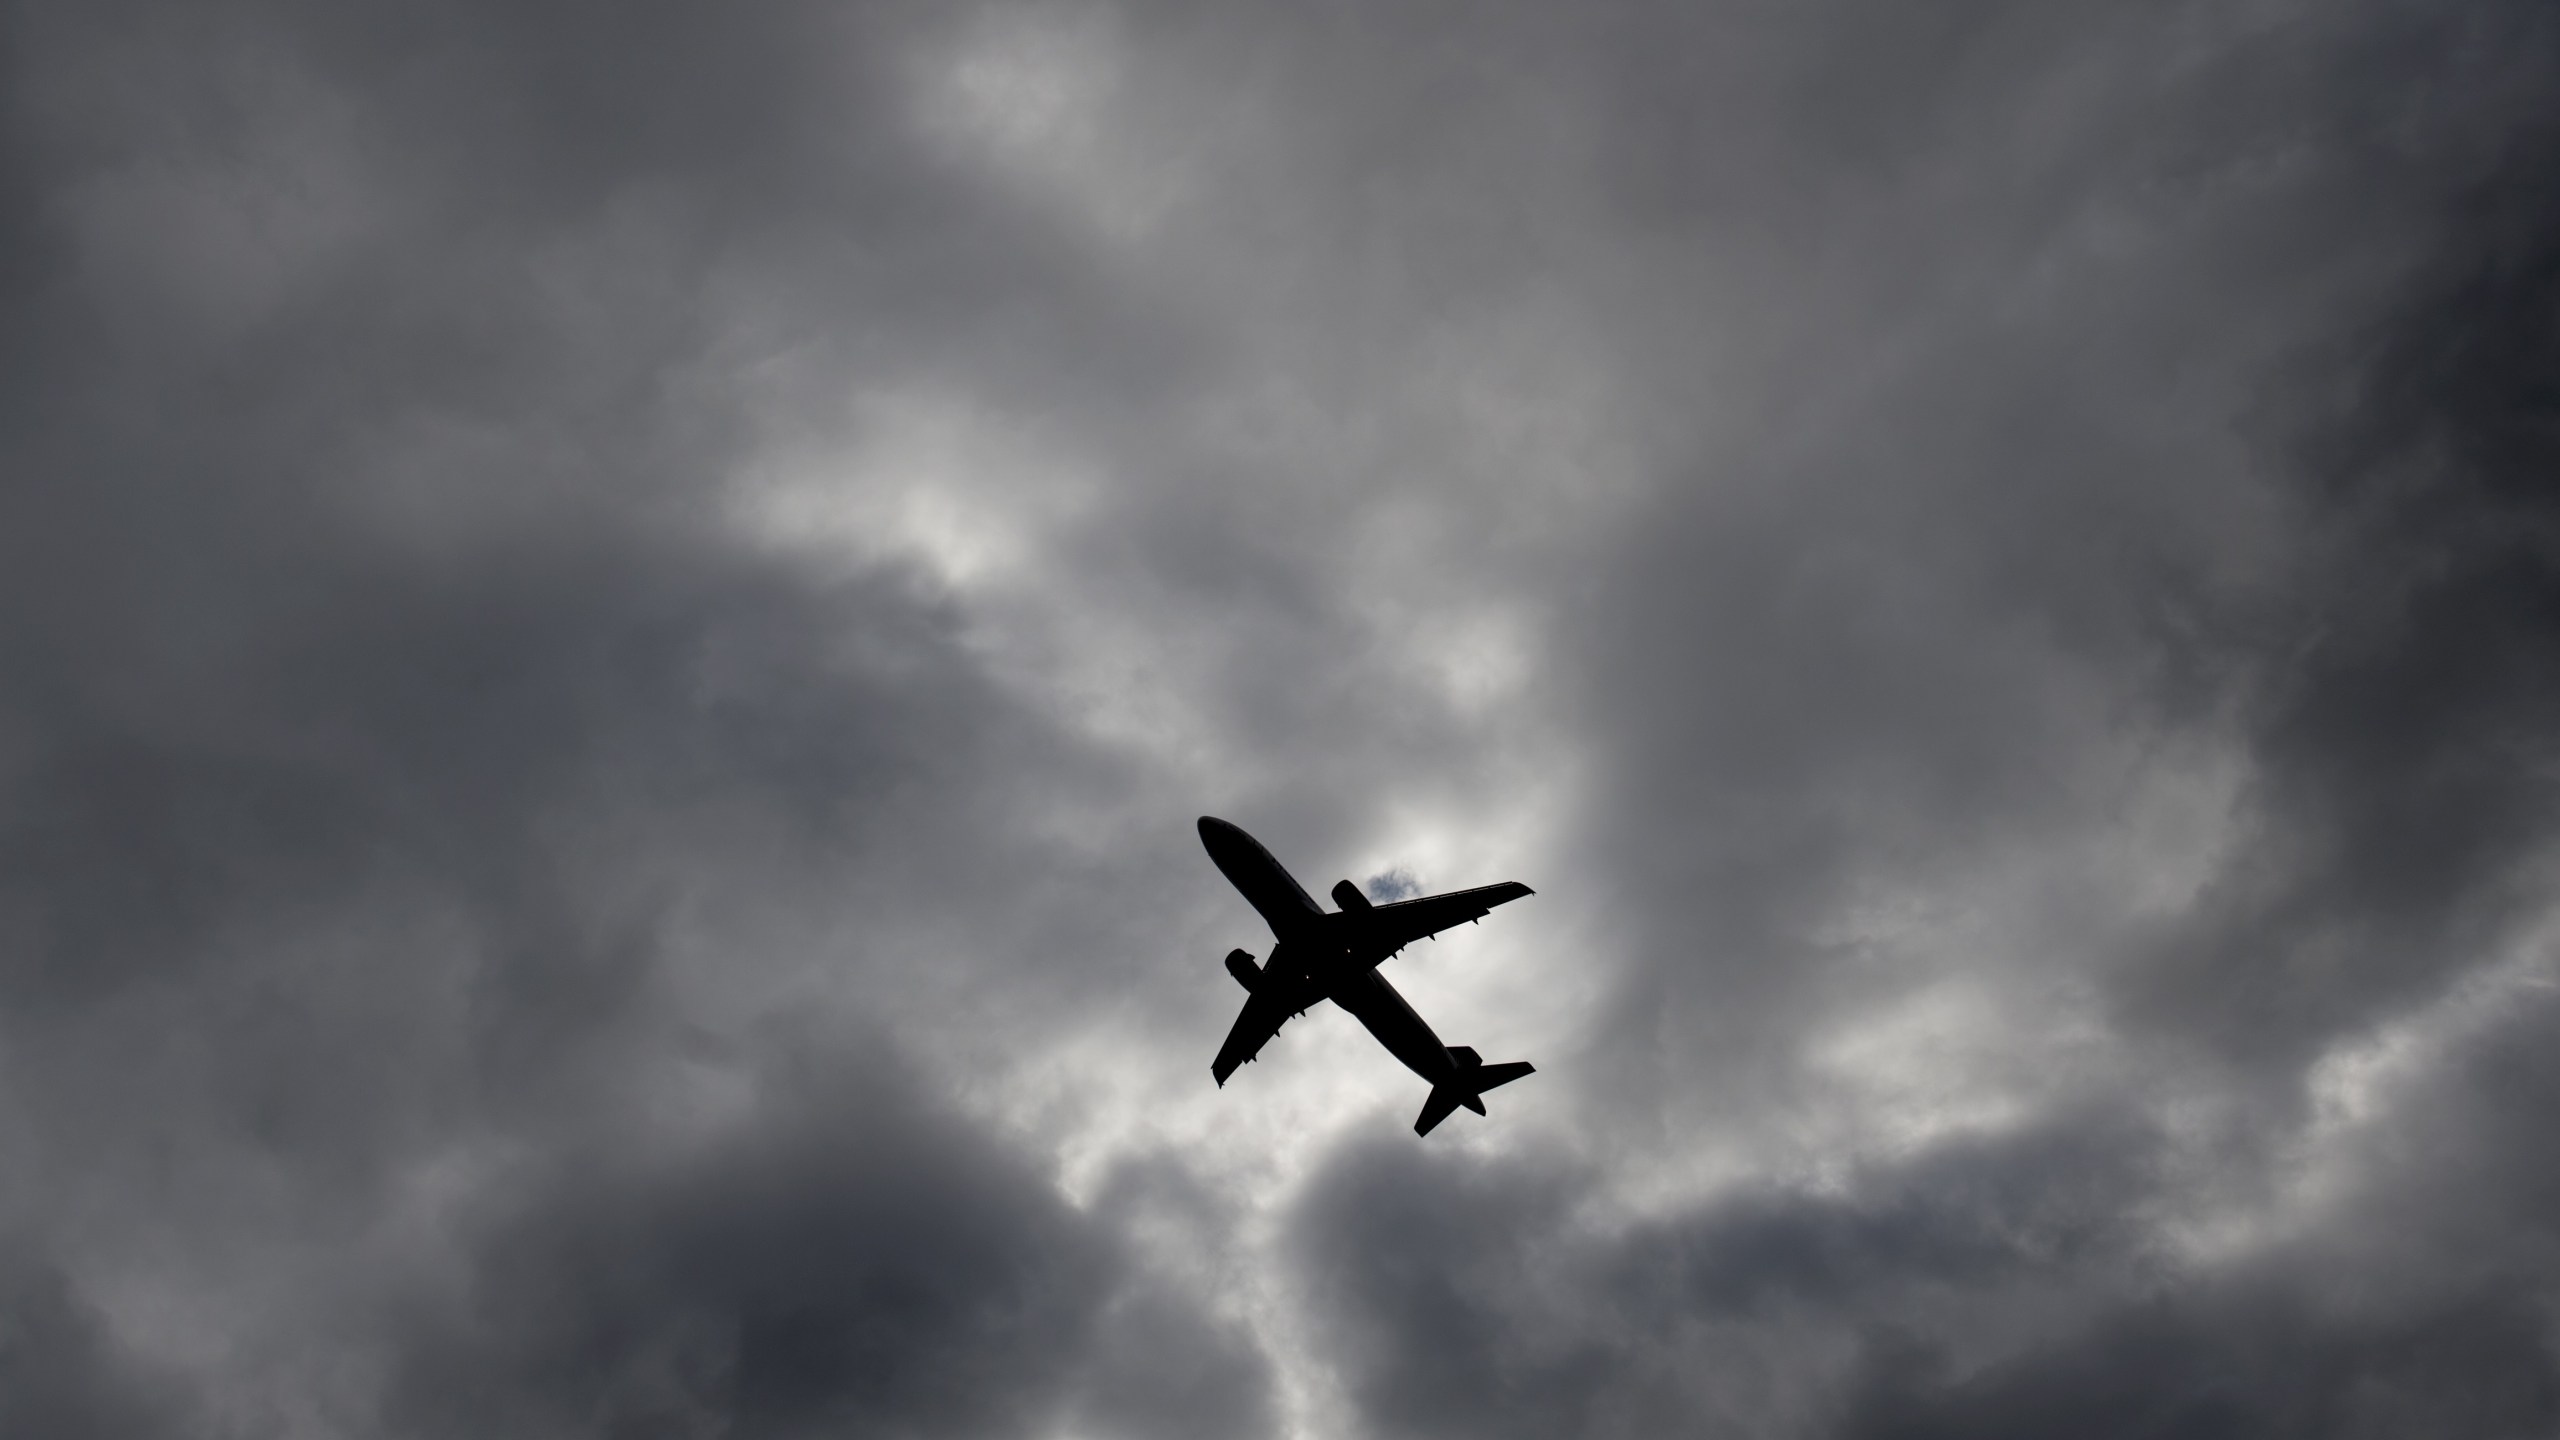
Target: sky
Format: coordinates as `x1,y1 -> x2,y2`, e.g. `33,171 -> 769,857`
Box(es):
4,0 -> 2559,1435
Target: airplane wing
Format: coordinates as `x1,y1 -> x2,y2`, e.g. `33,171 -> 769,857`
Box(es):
1360,882 -> 1534,958
1211,975 -> 1322,1085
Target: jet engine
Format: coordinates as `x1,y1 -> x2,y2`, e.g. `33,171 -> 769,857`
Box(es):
1224,948 -> 1262,992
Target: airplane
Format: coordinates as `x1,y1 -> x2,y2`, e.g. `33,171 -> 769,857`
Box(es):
1198,815 -> 1537,1136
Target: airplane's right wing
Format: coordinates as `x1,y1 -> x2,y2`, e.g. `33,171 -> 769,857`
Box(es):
1211,976 -> 1320,1086
1361,881 -> 1534,958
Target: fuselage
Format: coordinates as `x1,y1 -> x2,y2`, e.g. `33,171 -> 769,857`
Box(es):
1198,816 -> 1323,938
1197,815 -> 1462,1088
1326,966 -> 1457,1084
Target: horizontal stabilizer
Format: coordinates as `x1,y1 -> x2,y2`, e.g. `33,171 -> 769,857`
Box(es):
1414,1057 -> 1537,1135
1415,1085 -> 1466,1136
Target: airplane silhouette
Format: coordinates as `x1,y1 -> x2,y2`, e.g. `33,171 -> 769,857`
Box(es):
1198,815 -> 1536,1135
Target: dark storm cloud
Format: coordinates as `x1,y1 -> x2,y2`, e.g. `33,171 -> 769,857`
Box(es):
383,1039 -> 1273,1440
1288,1111 -> 2163,1440
1295,1023 -> 2560,1440
1562,0 -> 2560,1115
1837,1284 -> 2560,1440
1842,984 -> 2560,1438
0,0 -> 1248,1432
10,0 -> 2560,1435
1274,2 -> 2560,1437
0,1244 -> 187,1439
2126,114 -> 2560,1063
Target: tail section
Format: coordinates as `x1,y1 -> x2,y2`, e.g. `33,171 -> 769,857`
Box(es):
1412,1047 -> 1537,1136
1415,1086 -> 1467,1136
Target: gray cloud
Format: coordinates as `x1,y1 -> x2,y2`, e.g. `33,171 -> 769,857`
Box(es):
380,1039 -> 1274,1440
1837,1283 -> 2560,1440
1286,1111 -> 2165,1440
0,1244 -> 188,1439
2122,130 -> 2560,1066
4,0 -> 2559,1436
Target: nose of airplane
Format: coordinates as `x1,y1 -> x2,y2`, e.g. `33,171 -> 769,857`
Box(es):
1198,816 -> 1256,862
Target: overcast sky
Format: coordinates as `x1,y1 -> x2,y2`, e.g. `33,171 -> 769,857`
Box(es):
5,1 -> 2560,1436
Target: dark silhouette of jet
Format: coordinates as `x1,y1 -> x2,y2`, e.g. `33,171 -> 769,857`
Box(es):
1198,815 -> 1536,1135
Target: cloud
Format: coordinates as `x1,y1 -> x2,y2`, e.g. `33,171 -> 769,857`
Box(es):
4,0 -> 2560,1436
1837,1281 -> 2560,1440
377,1039 -> 1275,1440
1285,1110 -> 2163,1440
0,1244 -> 188,1439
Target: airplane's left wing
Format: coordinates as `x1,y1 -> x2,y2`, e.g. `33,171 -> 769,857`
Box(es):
1359,881 -> 1534,958
1211,976 -> 1320,1086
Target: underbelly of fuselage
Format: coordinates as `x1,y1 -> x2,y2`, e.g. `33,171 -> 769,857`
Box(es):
1268,930 -> 1454,1086
1327,967 -> 1451,1083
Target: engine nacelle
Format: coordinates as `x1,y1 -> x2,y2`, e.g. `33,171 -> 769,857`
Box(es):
1224,948 -> 1261,992
1330,879 -> 1373,912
